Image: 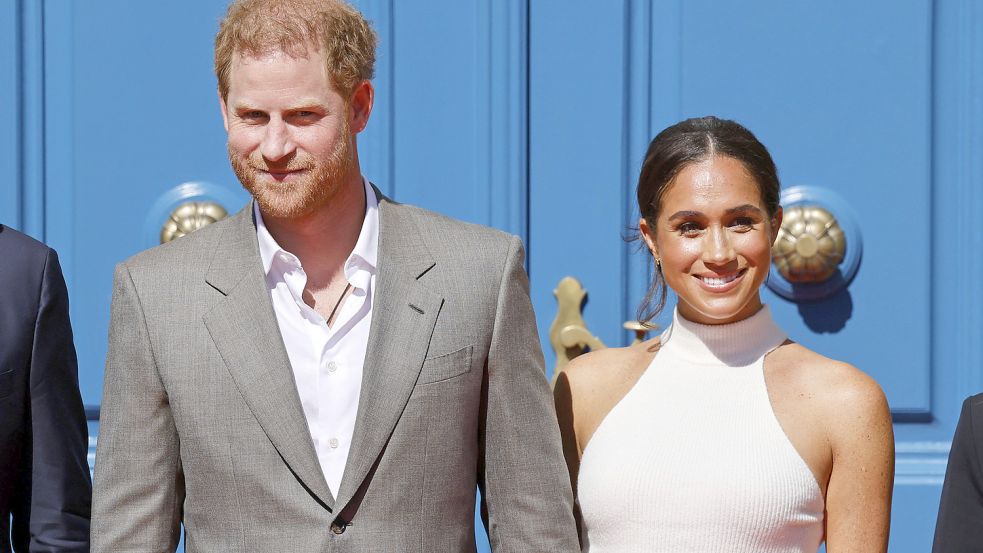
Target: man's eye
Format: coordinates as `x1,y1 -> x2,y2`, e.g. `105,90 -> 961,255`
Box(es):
291,111 -> 321,123
241,111 -> 266,120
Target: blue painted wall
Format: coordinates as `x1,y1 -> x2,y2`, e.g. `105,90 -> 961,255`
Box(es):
4,0 -> 981,550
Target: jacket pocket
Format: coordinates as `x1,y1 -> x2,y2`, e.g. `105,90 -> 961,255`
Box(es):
417,345 -> 473,385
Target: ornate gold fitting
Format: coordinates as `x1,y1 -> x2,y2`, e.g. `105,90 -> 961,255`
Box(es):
160,201 -> 228,244
549,277 -> 654,381
771,205 -> 845,283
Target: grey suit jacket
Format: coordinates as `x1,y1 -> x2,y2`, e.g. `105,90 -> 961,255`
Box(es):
92,190 -> 578,552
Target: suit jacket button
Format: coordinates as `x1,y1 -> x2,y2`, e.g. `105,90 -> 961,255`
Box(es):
331,522 -> 346,535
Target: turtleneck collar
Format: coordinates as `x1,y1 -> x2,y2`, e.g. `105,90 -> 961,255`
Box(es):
658,305 -> 787,367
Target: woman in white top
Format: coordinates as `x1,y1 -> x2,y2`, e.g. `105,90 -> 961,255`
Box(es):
555,116 -> 894,552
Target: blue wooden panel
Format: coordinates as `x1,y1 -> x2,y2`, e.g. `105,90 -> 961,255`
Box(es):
0,2 -> 18,229
43,0 -> 76,296
671,0 -> 933,414
351,0 -> 394,196
932,0 -> 983,411
19,0 -> 44,240
2,0 -> 46,238
391,0 -> 527,239
529,0 -> 632,376
45,0 -> 248,406
892,476 -> 945,550
528,0 -> 982,549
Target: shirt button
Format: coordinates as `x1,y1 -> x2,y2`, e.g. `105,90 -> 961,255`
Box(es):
329,438 -> 339,449
327,361 -> 338,373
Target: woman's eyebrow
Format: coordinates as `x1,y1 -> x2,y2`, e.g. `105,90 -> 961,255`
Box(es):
667,210 -> 703,221
725,204 -> 764,215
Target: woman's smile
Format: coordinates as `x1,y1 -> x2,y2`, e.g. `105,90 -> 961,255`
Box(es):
693,268 -> 747,292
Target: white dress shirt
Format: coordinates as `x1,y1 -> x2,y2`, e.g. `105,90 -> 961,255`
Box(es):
254,178 -> 378,496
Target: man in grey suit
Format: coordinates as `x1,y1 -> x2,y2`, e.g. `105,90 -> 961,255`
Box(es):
91,0 -> 578,551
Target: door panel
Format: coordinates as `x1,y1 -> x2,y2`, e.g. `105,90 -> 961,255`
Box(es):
1,2 -> 21,228
54,0 -> 244,405
529,0 -> 981,550
675,0 -> 933,414
389,0 -> 527,236
5,0 -> 981,551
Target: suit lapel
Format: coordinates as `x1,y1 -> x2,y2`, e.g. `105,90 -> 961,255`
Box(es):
334,194 -> 442,512
201,205 -> 335,509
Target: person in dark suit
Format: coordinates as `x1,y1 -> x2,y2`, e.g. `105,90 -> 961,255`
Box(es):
0,224 -> 91,552
934,393 -> 983,552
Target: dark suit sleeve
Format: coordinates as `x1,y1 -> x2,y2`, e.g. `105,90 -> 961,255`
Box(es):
10,249 -> 92,553
933,395 -> 983,552
91,264 -> 183,552
478,236 -> 580,552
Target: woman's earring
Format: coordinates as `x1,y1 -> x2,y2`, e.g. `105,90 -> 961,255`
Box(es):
655,258 -> 662,271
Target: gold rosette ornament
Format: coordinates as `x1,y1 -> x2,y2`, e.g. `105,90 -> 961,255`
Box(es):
160,201 -> 228,244
771,205 -> 846,283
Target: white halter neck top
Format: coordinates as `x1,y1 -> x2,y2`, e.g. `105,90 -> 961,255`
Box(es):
577,306 -> 824,552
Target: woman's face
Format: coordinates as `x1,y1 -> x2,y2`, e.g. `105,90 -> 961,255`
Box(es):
640,155 -> 782,325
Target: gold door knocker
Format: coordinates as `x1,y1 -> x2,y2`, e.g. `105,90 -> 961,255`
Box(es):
771,205 -> 845,283
160,201 -> 228,244
549,276 -> 653,380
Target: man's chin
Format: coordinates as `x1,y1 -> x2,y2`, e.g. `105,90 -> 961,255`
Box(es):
253,196 -> 319,220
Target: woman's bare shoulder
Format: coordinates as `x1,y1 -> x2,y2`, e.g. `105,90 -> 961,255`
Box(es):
768,342 -> 890,428
561,337 -> 660,393
555,338 -> 661,451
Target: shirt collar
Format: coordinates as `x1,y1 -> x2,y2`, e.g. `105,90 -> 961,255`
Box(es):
255,177 -> 379,282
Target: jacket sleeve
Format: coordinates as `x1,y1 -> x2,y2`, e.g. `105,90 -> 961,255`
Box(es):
10,248 -> 92,553
478,235 -> 580,552
91,264 -> 183,552
933,395 -> 983,552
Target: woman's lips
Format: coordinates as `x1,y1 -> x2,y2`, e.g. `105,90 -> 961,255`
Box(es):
693,268 -> 747,293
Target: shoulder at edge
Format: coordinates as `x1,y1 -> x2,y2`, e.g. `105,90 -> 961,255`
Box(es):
559,338 -> 661,390
776,342 -> 889,415
963,392 -> 983,417
0,224 -> 51,255
119,208 -> 241,271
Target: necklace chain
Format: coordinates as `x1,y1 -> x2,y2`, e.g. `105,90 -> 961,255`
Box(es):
326,282 -> 353,326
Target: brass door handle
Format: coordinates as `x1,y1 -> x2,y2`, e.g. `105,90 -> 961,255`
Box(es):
549,276 -> 653,379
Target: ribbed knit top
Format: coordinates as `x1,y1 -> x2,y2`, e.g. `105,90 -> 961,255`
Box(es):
577,306 -> 824,552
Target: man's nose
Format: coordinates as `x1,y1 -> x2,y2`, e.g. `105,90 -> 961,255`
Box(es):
259,118 -> 295,162
703,226 -> 736,264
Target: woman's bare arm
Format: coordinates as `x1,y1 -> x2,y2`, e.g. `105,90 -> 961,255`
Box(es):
823,363 -> 894,552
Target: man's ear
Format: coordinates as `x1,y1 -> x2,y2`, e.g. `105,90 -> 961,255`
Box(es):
348,80 -> 374,134
218,89 -> 230,133
639,217 -> 660,260
770,206 -> 784,246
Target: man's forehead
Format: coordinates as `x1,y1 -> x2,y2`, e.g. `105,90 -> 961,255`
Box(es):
232,44 -> 322,66
224,49 -> 339,105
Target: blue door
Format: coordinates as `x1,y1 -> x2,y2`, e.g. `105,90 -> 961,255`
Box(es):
2,1 -> 980,551
528,1 -> 983,550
